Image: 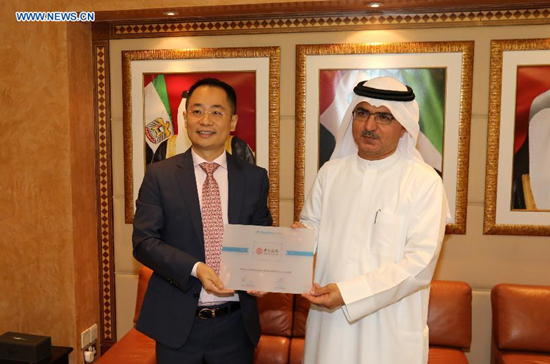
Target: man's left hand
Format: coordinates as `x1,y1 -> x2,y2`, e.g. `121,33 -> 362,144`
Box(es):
302,283 -> 344,310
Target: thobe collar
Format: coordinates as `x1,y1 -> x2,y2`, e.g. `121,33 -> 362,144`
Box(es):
355,148 -> 401,172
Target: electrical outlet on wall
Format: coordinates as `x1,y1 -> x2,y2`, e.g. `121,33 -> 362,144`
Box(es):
90,324 -> 98,342
81,324 -> 98,349
81,329 -> 90,349
81,324 -> 99,361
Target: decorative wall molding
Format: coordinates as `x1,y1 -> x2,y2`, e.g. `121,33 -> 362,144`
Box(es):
107,8 -> 550,38
93,41 -> 116,352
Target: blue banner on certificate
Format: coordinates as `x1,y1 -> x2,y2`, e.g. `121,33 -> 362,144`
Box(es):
219,225 -> 315,294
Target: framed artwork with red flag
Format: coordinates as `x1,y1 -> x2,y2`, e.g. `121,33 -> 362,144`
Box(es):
294,42 -> 474,234
122,47 -> 281,225
484,39 -> 550,235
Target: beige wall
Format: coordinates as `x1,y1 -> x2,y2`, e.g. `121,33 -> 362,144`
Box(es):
1,1 -> 550,364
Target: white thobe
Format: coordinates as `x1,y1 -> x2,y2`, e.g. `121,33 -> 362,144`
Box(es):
301,150 -> 447,364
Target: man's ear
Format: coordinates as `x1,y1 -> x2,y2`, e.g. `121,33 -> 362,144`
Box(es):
399,125 -> 406,138
230,114 -> 238,132
183,111 -> 188,128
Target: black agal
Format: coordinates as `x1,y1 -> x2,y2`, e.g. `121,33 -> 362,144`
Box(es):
353,81 -> 415,101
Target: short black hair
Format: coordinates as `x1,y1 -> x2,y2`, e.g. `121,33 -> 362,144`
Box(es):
185,78 -> 237,114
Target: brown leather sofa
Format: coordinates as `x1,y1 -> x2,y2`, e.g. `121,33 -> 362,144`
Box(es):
96,267 -> 156,364
96,267 -> 295,364
427,280 -> 472,364
97,268 -> 472,364
491,283 -> 550,364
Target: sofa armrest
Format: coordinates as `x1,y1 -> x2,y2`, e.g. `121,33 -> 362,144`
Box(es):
491,283 -> 550,353
428,280 -> 472,349
96,328 -> 155,364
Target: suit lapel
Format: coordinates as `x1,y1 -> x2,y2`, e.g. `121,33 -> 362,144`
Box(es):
175,150 -> 204,242
227,153 -> 245,224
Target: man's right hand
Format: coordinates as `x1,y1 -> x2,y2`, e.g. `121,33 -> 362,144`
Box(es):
196,263 -> 235,296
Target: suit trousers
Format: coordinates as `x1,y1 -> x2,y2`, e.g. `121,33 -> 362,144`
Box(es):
155,306 -> 254,364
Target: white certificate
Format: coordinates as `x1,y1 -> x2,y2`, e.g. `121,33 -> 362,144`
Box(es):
219,224 -> 315,294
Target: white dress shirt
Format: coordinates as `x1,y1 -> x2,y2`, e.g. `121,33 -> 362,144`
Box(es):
190,149 -> 238,305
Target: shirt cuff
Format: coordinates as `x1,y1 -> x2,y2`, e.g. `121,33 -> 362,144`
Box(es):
191,262 -> 202,278
337,278 -> 376,323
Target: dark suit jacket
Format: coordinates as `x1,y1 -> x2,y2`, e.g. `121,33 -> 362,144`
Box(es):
132,149 -> 273,349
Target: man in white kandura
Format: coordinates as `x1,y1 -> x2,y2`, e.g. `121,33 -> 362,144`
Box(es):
294,77 -> 451,364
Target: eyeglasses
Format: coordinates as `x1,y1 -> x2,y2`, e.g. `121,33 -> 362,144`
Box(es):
352,109 -> 395,125
188,109 -> 233,122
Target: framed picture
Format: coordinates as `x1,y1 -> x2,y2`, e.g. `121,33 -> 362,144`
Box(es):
484,39 -> 550,236
295,42 -> 474,234
122,47 -> 281,225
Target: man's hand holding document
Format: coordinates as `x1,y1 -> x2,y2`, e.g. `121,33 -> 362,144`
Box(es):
219,225 -> 315,294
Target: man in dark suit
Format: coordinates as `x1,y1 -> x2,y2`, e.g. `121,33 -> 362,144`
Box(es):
133,78 -> 272,364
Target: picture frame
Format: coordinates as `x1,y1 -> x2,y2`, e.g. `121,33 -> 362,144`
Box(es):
484,39 -> 550,236
122,47 -> 281,225
294,42 -> 474,234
